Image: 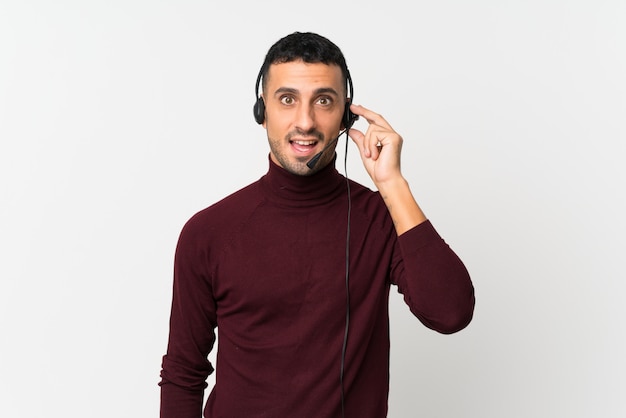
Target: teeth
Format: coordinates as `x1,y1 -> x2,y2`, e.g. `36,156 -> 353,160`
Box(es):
293,140 -> 316,146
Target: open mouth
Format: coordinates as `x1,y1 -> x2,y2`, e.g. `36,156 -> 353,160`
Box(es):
290,139 -> 319,154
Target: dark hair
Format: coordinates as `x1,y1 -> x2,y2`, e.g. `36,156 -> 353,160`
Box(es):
258,32 -> 350,93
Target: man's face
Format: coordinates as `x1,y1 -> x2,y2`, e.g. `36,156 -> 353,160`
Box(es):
262,60 -> 345,175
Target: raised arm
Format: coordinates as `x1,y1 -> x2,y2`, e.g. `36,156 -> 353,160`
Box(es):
348,104 -> 427,235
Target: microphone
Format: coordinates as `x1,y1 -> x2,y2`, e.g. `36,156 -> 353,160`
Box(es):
306,132 -> 343,170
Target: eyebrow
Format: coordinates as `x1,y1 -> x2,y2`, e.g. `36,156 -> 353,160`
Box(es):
273,87 -> 341,97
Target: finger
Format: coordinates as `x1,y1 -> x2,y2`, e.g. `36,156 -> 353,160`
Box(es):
348,128 -> 372,158
363,125 -> 388,159
349,104 -> 393,130
372,136 -> 384,160
347,127 -> 365,151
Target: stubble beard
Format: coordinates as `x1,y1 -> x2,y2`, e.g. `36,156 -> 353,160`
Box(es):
268,132 -> 331,176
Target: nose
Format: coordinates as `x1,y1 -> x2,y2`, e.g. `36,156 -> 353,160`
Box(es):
294,103 -> 315,132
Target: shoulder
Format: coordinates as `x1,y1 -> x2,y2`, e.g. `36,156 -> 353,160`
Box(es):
348,179 -> 387,212
347,178 -> 393,229
179,179 -> 264,241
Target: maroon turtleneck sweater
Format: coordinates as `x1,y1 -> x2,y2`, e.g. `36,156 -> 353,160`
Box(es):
160,157 -> 474,417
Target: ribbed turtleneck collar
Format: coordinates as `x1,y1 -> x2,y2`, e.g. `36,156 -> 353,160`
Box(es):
260,154 -> 346,208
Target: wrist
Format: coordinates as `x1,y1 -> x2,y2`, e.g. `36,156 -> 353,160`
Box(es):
377,177 -> 427,235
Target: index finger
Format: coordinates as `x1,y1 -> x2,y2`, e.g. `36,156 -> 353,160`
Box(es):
349,104 -> 392,129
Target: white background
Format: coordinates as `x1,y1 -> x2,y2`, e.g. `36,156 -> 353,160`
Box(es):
1,1 -> 625,417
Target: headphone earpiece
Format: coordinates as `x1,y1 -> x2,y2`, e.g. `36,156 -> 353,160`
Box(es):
253,97 -> 265,125
342,101 -> 358,130
253,65 -> 266,125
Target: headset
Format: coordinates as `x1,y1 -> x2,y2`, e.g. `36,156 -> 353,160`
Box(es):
253,60 -> 357,417
253,62 -> 359,131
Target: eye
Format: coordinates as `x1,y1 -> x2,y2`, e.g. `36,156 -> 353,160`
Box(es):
280,95 -> 295,105
317,96 -> 333,106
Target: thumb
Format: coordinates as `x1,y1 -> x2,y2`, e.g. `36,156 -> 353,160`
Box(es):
348,127 -> 365,150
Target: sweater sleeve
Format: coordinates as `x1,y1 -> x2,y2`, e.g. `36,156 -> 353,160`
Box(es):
159,217 -> 217,418
391,220 -> 475,334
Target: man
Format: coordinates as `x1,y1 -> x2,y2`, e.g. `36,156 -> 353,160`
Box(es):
159,32 -> 475,418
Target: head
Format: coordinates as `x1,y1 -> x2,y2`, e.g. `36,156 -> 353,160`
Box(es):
253,32 -> 357,175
